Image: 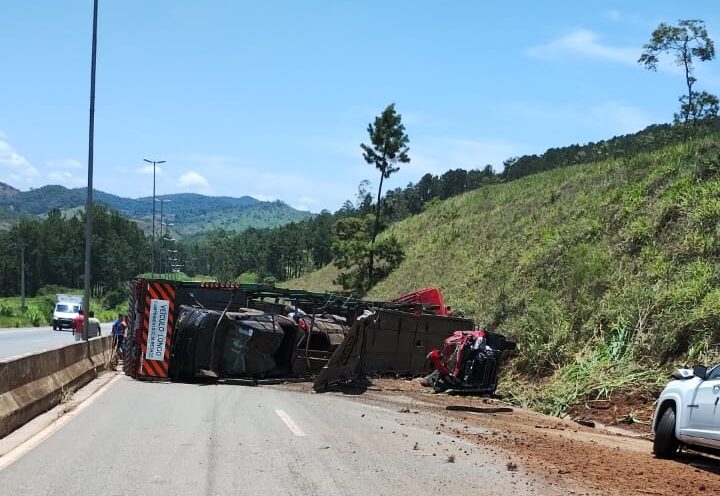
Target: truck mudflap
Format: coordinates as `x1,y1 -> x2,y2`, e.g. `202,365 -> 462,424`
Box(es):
313,309 -> 475,391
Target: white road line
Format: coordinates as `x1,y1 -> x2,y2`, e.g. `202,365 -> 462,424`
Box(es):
275,409 -> 306,437
0,374 -> 122,473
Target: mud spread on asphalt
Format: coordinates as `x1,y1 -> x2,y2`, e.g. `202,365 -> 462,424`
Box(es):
277,378 -> 720,496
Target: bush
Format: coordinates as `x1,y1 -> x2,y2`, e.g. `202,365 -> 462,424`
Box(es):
103,286 -> 128,310
0,302 -> 13,317
24,304 -> 46,327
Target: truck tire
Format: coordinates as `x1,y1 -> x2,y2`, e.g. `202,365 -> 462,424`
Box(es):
653,407 -> 679,458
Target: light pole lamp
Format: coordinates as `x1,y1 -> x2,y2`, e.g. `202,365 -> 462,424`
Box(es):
144,158 -> 165,275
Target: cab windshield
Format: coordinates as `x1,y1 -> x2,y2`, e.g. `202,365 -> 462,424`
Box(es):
56,304 -> 80,313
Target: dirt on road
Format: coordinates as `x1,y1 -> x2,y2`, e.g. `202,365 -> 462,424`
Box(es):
278,377 -> 720,496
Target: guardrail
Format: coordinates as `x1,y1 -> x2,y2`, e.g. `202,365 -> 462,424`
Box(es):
0,335 -> 114,438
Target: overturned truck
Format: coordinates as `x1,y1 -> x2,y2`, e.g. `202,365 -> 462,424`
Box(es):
123,279 -> 515,394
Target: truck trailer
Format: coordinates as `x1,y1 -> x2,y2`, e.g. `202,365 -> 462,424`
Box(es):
123,278 -> 515,394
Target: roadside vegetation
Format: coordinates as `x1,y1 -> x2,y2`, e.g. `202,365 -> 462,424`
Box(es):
0,285 -> 123,328
292,134 -> 720,414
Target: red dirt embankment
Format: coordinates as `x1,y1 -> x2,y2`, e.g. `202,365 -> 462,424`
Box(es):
288,378 -> 720,496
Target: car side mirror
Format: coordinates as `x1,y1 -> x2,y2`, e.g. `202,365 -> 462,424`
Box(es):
693,364 -> 708,380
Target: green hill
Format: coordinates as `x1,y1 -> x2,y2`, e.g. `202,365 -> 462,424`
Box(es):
291,136 -> 720,414
0,186 -> 312,237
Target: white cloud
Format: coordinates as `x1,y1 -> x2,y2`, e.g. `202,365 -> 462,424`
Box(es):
290,195 -> 317,211
0,133 -> 39,187
251,194 -> 276,202
179,154 -> 354,211
526,29 -> 637,65
47,158 -> 83,169
176,171 -> 211,193
136,164 -> 168,176
47,171 -> 85,187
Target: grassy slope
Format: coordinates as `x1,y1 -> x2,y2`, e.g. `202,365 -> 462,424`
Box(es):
285,263 -> 342,292
293,137 -> 720,414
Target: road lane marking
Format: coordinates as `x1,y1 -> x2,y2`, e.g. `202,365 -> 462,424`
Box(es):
275,409 -> 306,437
0,373 -> 122,473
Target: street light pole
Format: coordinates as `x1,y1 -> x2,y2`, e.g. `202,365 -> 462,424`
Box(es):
144,158 -> 165,275
83,0 -> 99,341
157,199 -> 171,275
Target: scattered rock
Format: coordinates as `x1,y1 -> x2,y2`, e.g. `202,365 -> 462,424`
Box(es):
574,418 -> 595,428
506,461 -> 518,471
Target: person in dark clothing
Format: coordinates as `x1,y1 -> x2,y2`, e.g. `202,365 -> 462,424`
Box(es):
112,313 -> 127,355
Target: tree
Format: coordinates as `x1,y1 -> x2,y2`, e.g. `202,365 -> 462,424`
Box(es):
355,180 -> 374,214
331,215 -> 404,295
639,19 -> 717,124
360,103 -> 410,287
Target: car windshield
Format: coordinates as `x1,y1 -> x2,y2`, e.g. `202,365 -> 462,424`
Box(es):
56,304 -> 80,313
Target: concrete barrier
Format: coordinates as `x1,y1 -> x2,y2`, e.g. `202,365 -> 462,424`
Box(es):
0,335 -> 114,438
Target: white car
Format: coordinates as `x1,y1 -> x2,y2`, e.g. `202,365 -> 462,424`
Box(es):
653,364 -> 720,458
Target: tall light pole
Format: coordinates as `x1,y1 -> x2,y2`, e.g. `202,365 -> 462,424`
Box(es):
144,158 -> 165,275
157,198 -> 171,275
83,0 -> 99,341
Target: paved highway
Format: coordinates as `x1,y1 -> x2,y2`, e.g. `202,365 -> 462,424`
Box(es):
0,324 -> 112,360
0,376 -> 565,495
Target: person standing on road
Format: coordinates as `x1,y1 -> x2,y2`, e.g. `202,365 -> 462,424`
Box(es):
88,311 -> 101,337
112,313 -> 127,354
72,309 -> 84,342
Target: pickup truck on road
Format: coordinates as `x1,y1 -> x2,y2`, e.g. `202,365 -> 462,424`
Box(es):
653,363 -> 720,457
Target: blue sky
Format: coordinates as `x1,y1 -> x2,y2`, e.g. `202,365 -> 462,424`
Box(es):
1,1 -> 719,213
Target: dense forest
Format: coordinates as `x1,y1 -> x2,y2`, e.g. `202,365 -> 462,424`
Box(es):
0,206 -> 148,299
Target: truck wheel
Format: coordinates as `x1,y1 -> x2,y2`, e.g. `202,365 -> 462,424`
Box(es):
653,407 -> 679,458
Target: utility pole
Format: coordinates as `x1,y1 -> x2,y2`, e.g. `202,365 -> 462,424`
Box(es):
83,0 -> 99,341
144,158 -> 166,276
19,242 -> 25,312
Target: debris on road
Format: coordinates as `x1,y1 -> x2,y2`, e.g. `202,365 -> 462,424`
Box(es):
446,405 -> 514,414
424,330 -> 516,396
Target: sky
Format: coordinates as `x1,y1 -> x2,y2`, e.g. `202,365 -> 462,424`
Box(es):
1,1 -> 719,214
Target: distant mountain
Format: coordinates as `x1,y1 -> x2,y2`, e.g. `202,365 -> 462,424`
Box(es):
0,182 -> 19,200
0,185 -> 313,237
